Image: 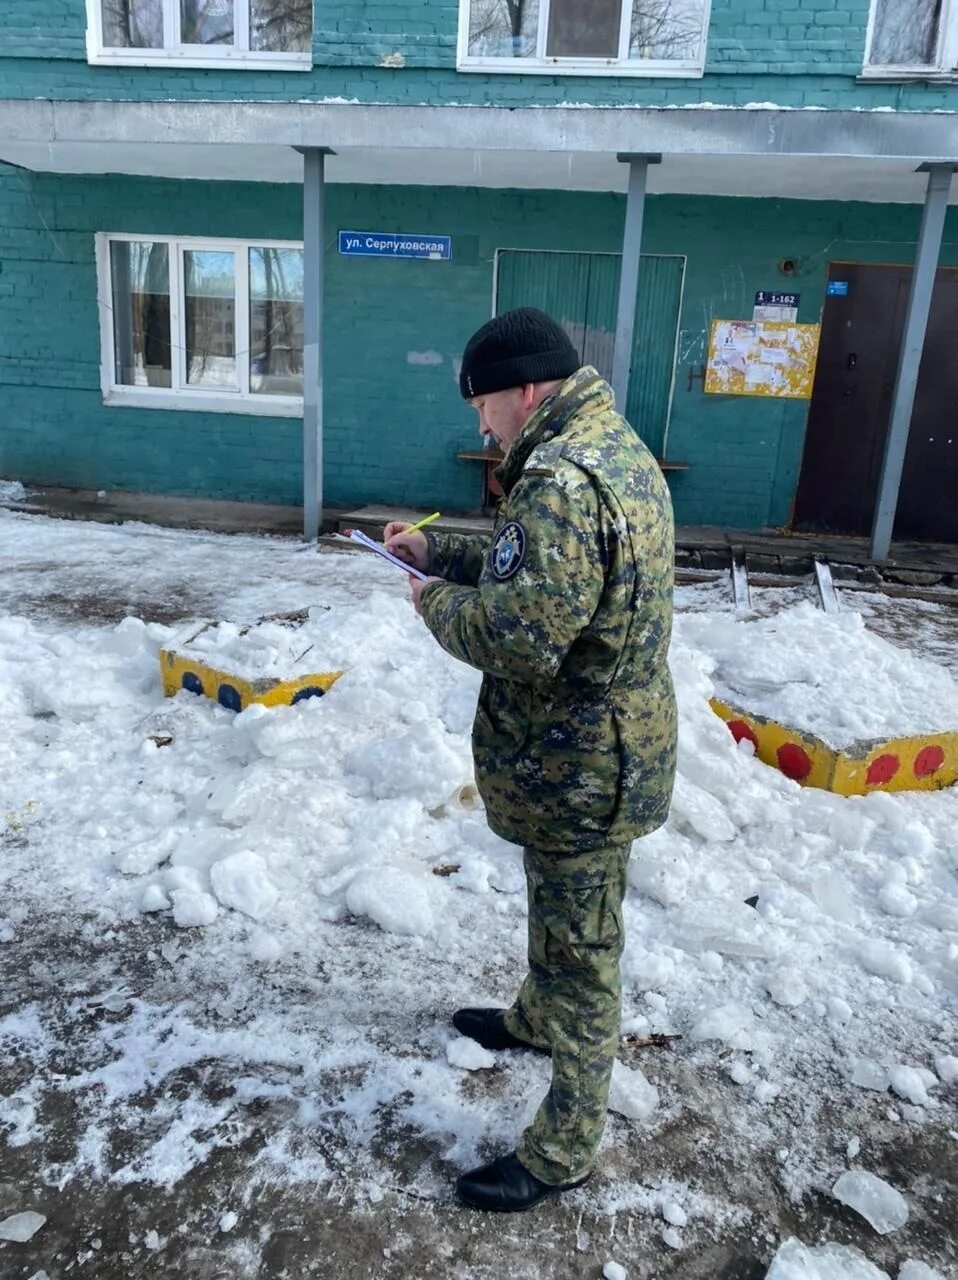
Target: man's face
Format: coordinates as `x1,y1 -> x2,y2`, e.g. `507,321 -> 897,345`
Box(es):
469,385 -> 534,452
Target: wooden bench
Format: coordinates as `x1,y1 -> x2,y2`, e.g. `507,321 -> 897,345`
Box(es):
457,447 -> 689,508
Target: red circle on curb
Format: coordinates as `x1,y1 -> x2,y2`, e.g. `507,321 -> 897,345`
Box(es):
727,719 -> 759,750
866,753 -> 900,786
913,745 -> 945,778
777,743 -> 813,781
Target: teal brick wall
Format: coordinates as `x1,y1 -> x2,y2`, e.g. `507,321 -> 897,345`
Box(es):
2,0 -> 957,111
3,165 -> 958,527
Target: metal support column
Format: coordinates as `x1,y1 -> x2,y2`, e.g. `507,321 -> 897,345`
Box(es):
611,152 -> 661,412
869,162 -> 954,561
298,146 -> 333,543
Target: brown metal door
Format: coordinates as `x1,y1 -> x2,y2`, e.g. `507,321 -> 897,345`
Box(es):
793,262 -> 958,542
894,273 -> 958,542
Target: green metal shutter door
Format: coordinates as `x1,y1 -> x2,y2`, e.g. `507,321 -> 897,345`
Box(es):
496,249 -> 684,458
624,254 -> 684,458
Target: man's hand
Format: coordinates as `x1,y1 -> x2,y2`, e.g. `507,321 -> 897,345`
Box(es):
409,573 -> 444,615
383,520 -> 429,573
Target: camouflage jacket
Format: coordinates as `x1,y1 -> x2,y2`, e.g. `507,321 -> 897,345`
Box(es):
420,366 -> 677,855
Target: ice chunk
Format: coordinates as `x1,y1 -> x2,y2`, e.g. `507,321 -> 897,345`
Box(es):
603,1264 -> 627,1280
453,855 -> 493,895
115,829 -> 178,875
832,1170 -> 909,1234
446,1037 -> 496,1071
898,1262 -> 944,1280
670,778 -> 738,842
847,1136 -> 861,1159
0,1211 -> 46,1242
676,902 -> 774,960
848,1059 -> 890,1092
210,851 -> 278,921
728,1061 -> 751,1085
765,1237 -> 889,1279
622,947 -> 675,991
628,857 -> 689,907
170,889 -> 218,928
827,997 -> 852,1025
344,724 -> 467,809
219,1211 -> 238,1233
140,883 -> 171,913
889,1065 -> 932,1107
934,1055 -> 958,1084
878,884 -> 918,918
766,968 -> 808,1008
608,1060 -> 659,1121
346,865 -> 435,937
889,821 -> 935,860
690,1001 -> 755,1049
661,1227 -> 683,1250
662,1201 -> 687,1227
858,940 -> 912,985
248,932 -> 283,963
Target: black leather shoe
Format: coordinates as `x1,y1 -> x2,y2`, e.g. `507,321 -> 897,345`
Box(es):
456,1151 -> 588,1212
452,1008 -> 549,1055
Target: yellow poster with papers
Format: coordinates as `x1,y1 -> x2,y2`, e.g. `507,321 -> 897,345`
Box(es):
705,319 -> 821,399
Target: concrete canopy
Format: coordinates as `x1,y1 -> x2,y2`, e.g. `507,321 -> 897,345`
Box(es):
1,99 -> 957,203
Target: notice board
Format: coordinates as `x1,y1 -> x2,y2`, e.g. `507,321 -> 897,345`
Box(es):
704,320 -> 821,399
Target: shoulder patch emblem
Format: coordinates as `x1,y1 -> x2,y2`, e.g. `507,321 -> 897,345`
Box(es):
490,521 -> 526,581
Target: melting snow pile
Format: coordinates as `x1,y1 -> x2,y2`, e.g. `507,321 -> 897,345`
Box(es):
0,477 -> 27,503
682,603 -> 958,747
0,509 -> 956,1215
182,613 -> 338,680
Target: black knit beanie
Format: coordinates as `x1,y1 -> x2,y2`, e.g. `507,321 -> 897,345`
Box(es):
459,307 -> 580,400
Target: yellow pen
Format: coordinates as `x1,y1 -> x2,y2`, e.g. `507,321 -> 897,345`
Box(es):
395,511 -> 441,539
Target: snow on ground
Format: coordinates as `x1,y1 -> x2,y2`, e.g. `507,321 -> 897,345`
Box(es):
683,603 -> 958,747
0,508 -> 956,1278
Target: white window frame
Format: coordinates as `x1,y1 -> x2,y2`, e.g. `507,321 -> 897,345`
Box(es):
456,0 -> 710,76
85,0 -> 311,70
96,232 -> 305,418
861,0 -> 958,77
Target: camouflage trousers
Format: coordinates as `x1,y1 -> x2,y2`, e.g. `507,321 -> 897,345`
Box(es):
504,841 -> 629,1186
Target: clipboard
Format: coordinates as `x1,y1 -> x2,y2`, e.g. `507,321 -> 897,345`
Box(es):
348,528 -> 430,581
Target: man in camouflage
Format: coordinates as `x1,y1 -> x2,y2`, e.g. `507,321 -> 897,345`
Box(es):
386,307 -> 676,1212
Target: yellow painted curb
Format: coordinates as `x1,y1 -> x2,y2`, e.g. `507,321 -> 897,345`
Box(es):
710,697 -> 958,796
160,647 -> 343,712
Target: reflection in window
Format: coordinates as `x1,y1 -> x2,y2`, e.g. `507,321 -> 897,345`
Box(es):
868,0 -> 940,66
467,0 -> 540,58
100,0 -> 163,48
184,250 -> 237,389
181,0 -> 234,44
630,0 -> 706,61
249,248 -> 304,397
251,0 -> 312,53
110,240 -> 171,387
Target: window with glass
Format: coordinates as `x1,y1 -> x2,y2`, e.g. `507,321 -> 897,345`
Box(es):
88,0 -> 312,65
459,0 -> 710,73
99,235 -> 305,413
865,0 -> 958,71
